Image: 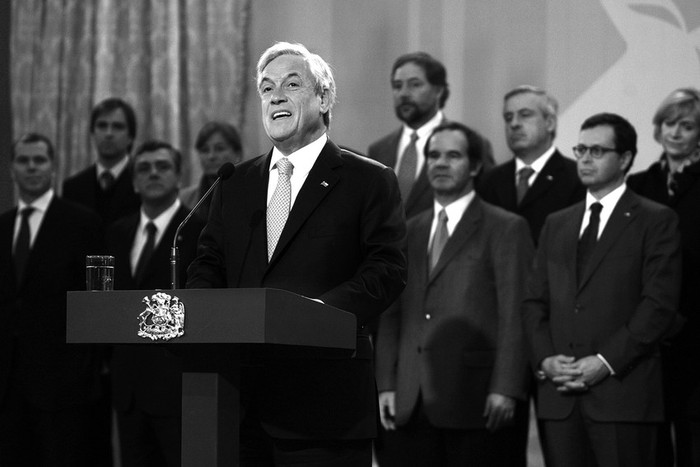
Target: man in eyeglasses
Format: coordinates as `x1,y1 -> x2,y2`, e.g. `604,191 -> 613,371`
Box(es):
522,113 -> 682,466
106,140 -> 204,467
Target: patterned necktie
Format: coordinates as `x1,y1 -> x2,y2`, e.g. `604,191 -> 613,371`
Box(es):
14,206 -> 34,281
100,171 -> 115,191
516,166 -> 535,205
577,202 -> 602,284
397,132 -> 419,202
429,209 -> 449,271
134,222 -> 157,286
267,157 -> 293,260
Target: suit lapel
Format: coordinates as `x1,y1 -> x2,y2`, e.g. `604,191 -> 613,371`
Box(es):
0,208 -> 18,290
578,191 -> 637,290
495,160 -> 518,209
410,212 -> 432,287
20,199 -> 61,288
405,164 -> 430,214
268,141 -> 341,266
428,197 -> 482,283
520,151 -> 563,208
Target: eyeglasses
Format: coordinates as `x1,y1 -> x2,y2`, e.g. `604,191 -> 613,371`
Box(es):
134,160 -> 176,174
572,144 -> 617,159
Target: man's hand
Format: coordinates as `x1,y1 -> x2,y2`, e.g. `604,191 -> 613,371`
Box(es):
378,391 -> 396,430
541,354 -> 582,387
483,393 -> 516,432
558,355 -> 610,393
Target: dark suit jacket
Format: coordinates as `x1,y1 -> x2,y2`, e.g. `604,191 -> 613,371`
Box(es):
368,128 -> 433,219
522,189 -> 681,422
376,196 -> 533,429
477,150 -> 585,243
0,197 -> 103,410
187,139 -> 407,440
107,205 -> 204,416
628,157 -> 700,417
63,163 -> 141,226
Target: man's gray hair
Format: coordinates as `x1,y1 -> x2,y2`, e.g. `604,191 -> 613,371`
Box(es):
256,41 -> 337,128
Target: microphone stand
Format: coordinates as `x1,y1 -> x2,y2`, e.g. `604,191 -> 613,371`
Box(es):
170,163 -> 235,289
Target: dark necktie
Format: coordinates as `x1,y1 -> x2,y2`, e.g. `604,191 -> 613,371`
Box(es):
14,206 -> 34,281
134,222 -> 157,286
577,202 -> 602,284
516,166 -> 534,205
100,171 -> 115,191
267,157 -> 294,261
397,132 -> 419,202
429,209 -> 449,271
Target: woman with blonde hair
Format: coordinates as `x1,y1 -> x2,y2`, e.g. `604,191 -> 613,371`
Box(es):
628,87 -> 700,467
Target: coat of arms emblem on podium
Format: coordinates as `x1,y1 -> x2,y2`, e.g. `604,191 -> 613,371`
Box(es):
138,292 -> 185,341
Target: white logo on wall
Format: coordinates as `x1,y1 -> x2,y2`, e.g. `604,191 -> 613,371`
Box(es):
558,0 -> 700,172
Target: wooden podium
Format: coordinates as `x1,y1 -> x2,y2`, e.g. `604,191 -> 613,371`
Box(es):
66,288 -> 356,466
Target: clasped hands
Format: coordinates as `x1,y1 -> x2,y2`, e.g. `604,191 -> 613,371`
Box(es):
540,354 -> 610,393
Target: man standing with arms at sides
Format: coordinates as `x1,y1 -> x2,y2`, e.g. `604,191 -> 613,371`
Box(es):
107,141 -> 204,467
368,52 -> 449,219
376,122 -> 533,466
0,133 -> 104,466
478,85 -> 585,244
523,113 -> 681,466
63,97 -> 141,226
186,42 -> 407,466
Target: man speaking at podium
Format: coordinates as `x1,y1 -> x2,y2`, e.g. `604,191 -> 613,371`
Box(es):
186,42 -> 407,466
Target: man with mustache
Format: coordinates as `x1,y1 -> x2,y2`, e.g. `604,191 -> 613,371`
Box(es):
368,52 -> 450,220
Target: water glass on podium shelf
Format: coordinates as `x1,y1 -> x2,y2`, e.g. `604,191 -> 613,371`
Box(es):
86,255 -> 114,291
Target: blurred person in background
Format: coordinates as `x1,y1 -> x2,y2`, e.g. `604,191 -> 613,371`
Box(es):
627,87 -> 700,467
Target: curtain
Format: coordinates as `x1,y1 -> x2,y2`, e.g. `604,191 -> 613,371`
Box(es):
11,0 -> 251,189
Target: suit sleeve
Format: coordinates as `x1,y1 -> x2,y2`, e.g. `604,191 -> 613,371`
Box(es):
598,208 -> 681,375
318,165 -> 407,326
522,219 -> 557,370
375,299 -> 401,392
490,215 -> 534,399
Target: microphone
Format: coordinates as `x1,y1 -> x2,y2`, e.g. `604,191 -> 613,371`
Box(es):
170,162 -> 236,289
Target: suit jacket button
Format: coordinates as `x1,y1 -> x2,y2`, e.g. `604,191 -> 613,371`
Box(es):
425,313 -> 431,320
417,346 -> 422,353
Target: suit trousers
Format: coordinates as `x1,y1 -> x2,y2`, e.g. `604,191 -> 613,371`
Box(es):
0,377 -> 98,467
540,397 -> 658,467
116,406 -> 181,467
378,396 -> 523,467
239,401 -> 372,467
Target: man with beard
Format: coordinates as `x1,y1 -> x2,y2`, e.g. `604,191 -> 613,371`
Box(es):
63,97 -> 141,226
368,52 -> 450,219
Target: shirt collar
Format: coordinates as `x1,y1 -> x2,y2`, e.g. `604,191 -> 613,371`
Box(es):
97,155 -> 130,179
138,198 -> 181,236
402,110 -> 444,141
433,189 -> 475,228
18,188 -> 54,213
269,133 -> 327,177
515,145 -> 556,173
585,182 -> 626,212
